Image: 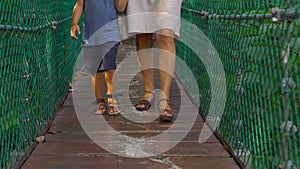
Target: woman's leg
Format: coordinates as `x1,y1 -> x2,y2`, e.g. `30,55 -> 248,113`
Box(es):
135,33 -> 155,110
156,29 -> 176,112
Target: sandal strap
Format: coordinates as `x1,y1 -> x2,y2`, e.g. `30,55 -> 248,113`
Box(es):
145,90 -> 155,97
135,99 -> 151,107
106,95 -> 120,115
106,93 -> 122,98
142,90 -> 155,102
96,98 -> 106,104
98,104 -> 107,110
158,98 -> 171,105
160,109 -> 173,115
106,94 -> 119,106
95,99 -> 107,115
141,90 -> 155,103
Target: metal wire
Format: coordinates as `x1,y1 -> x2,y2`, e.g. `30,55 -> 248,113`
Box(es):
182,7 -> 300,20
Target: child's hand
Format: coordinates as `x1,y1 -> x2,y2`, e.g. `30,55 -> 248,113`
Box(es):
70,23 -> 81,40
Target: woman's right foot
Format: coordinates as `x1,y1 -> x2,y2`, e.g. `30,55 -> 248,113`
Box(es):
135,91 -> 155,111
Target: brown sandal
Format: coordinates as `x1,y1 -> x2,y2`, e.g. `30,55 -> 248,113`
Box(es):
158,99 -> 174,122
94,98 -> 107,115
135,91 -> 155,111
107,94 -> 120,116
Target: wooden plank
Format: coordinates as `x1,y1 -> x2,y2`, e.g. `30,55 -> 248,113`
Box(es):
24,156 -> 171,169
32,140 -> 228,158
44,131 -> 218,144
49,120 -> 208,134
31,143 -> 107,156
163,142 -> 229,157
23,155 -> 239,169
168,157 -> 240,169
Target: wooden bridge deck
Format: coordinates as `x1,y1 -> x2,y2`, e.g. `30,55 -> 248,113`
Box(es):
21,44 -> 240,169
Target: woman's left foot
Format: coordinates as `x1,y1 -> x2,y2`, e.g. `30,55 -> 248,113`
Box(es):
158,98 -> 174,122
160,109 -> 174,122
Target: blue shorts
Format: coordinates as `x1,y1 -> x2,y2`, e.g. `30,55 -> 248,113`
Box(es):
82,42 -> 119,74
97,43 -> 119,72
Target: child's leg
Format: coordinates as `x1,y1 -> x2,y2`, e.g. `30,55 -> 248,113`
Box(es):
91,72 -> 107,114
105,69 -> 119,114
105,69 -> 117,96
91,72 -> 104,99
98,42 -> 120,115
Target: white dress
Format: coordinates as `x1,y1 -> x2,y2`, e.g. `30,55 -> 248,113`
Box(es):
126,0 -> 182,38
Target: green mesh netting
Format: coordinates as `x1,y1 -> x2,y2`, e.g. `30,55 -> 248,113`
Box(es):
0,1 -> 80,168
177,1 -> 299,169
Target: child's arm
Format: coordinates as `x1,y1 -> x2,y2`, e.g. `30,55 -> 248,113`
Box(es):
70,0 -> 84,40
116,0 -> 128,12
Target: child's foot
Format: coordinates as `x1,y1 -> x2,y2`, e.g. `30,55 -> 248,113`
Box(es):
94,98 -> 107,115
107,94 -> 120,115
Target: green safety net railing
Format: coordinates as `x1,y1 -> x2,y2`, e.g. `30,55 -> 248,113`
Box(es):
177,0 -> 299,169
0,1 -> 80,168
